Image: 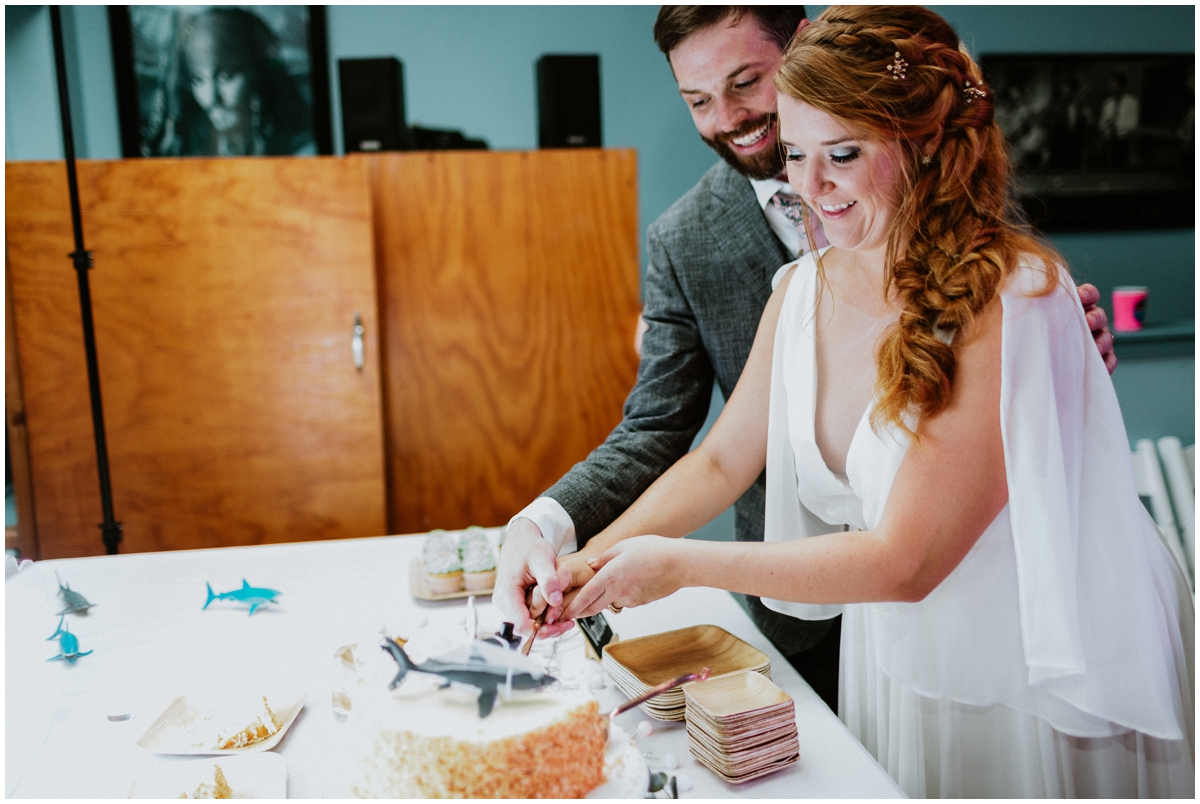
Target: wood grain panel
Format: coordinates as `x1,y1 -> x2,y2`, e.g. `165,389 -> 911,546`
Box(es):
366,150 -> 641,532
6,264 -> 40,560
6,158 -> 387,557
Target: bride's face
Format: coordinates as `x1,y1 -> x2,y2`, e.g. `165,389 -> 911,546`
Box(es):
777,95 -> 903,256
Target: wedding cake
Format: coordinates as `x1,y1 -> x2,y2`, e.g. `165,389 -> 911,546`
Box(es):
347,676 -> 608,798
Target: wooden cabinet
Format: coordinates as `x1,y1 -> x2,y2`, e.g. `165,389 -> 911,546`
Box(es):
6,157 -> 388,558
5,150 -> 640,557
365,151 -> 641,533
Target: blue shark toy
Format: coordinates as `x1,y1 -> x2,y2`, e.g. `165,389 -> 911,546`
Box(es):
381,637 -> 555,717
203,580 -> 280,615
47,615 -> 92,662
56,572 -> 95,615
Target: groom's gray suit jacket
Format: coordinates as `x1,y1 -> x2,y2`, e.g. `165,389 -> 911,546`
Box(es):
544,160 -> 832,656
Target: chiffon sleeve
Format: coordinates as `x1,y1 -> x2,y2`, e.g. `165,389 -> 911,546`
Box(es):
999,264 -> 1192,740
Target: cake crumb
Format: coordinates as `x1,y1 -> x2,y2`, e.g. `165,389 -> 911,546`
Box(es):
186,764 -> 233,799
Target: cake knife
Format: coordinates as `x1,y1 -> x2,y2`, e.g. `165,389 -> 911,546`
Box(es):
519,607 -> 547,656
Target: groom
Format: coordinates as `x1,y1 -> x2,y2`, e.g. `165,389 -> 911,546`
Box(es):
495,5 -> 1116,712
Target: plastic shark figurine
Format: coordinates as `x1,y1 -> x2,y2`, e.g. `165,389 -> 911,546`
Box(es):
47,615 -> 92,662
381,637 -> 555,717
56,572 -> 95,615
203,580 -> 280,615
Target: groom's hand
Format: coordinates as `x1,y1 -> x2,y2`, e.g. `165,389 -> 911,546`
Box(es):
1077,283 -> 1116,375
494,517 -> 573,637
559,550 -> 598,592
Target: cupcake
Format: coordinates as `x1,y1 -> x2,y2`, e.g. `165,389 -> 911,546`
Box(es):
422,530 -> 463,594
459,528 -> 498,592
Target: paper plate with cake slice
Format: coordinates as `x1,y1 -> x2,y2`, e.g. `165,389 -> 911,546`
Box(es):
136,687 -> 306,755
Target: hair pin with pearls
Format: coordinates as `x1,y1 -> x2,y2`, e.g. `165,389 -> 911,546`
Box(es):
886,51 -> 909,81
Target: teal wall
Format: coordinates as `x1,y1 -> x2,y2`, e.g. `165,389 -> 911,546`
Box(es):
9,5 -> 1194,315
6,5 -> 1194,539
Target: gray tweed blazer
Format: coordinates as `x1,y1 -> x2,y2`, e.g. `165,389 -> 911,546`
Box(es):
544,160 -> 833,656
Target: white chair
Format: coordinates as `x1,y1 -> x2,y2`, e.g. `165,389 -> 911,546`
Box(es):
1132,439 -> 1193,590
1157,437 -> 1196,579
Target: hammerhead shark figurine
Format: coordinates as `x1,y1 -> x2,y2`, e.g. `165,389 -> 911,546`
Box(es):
381,637 -> 556,717
47,615 -> 92,662
203,580 -> 280,615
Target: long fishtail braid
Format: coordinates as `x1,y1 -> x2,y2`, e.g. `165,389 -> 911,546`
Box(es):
778,5 -> 1059,435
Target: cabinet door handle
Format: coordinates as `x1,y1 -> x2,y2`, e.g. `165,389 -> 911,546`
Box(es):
352,312 -> 365,372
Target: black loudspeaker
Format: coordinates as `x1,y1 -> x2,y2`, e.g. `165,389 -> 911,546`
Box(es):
409,126 -> 487,151
339,57 -> 410,153
537,54 -> 601,148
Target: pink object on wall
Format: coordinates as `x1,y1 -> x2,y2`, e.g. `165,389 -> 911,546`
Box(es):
1112,286 -> 1148,332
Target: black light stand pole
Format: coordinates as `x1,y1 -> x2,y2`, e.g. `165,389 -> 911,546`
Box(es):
49,5 -> 123,555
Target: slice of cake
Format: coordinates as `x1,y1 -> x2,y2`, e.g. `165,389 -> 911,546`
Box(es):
213,696 -> 281,750
348,679 -> 608,798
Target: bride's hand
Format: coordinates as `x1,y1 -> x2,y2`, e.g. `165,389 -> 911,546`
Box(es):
560,535 -> 686,620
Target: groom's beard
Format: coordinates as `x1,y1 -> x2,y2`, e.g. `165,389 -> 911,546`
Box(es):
701,112 -> 785,181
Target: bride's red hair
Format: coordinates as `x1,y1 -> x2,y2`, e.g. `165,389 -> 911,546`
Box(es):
777,5 -> 1060,435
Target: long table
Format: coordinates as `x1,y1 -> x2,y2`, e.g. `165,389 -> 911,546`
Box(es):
5,533 -> 904,798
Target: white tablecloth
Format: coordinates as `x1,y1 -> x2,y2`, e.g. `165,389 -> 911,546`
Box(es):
5,533 -> 903,798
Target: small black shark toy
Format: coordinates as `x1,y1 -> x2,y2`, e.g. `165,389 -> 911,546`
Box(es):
381,637 -> 555,718
56,573 -> 95,615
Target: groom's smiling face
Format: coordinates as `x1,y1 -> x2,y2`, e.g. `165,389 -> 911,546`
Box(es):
669,13 -> 789,181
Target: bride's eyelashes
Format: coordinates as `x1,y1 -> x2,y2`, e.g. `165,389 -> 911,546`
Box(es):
830,146 -> 861,164
783,146 -> 863,164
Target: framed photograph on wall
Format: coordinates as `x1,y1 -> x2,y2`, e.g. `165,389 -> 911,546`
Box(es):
109,5 -> 332,157
981,53 -> 1193,232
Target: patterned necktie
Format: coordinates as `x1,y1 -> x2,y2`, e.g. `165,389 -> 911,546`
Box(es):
769,190 -> 808,228
769,190 -> 829,254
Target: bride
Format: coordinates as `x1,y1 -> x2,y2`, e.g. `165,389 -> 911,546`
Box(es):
553,5 -> 1194,797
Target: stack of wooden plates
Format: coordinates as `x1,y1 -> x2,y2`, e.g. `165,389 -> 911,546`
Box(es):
601,625 -> 770,721
684,671 -> 799,784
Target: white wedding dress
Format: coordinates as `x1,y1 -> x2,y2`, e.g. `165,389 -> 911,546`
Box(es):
762,249 -> 1194,797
